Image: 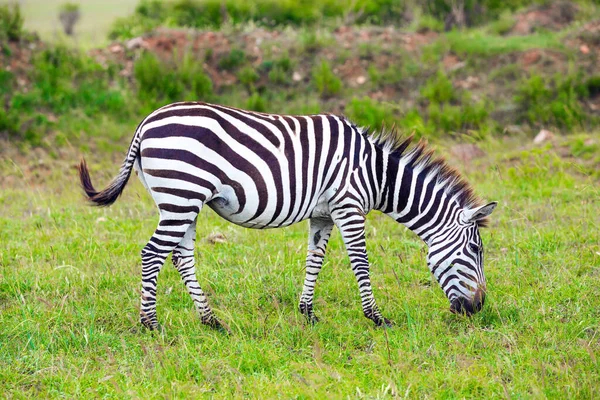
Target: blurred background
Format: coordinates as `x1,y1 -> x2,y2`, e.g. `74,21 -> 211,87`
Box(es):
0,0 -> 599,151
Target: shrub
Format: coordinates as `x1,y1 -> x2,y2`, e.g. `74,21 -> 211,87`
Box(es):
246,93 -> 267,112
58,3 -> 81,36
134,51 -> 212,105
415,14 -> 444,33
263,55 -> 293,85
218,49 -> 246,71
345,97 -> 396,132
421,70 -> 455,104
238,66 -> 259,92
312,61 -> 341,98
514,73 -> 589,131
108,0 -> 165,40
0,3 -> 24,41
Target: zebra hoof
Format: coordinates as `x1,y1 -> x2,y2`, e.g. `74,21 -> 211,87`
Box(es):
306,314 -> 319,325
141,321 -> 163,332
376,318 -> 393,329
202,316 -> 228,333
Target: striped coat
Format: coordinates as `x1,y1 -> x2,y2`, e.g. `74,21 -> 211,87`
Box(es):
79,102 -> 497,330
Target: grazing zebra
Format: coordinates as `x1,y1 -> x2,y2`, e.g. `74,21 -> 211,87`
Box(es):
78,102 -> 497,330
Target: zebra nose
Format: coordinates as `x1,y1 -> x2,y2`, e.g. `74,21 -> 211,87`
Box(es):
450,287 -> 485,316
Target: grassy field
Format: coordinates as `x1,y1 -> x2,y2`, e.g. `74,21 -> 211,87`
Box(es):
1,133 -> 599,398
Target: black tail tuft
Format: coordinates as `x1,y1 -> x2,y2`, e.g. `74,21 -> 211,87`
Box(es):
78,158 -> 128,207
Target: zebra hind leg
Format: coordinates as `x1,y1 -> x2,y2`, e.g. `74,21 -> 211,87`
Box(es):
172,220 -> 223,330
139,213 -> 198,330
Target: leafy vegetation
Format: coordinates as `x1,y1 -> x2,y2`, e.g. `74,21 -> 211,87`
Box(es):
0,3 -> 24,41
312,61 -> 342,98
134,51 -> 213,107
515,72 -> 597,131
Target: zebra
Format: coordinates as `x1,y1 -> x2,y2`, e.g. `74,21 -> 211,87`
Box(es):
78,101 -> 497,330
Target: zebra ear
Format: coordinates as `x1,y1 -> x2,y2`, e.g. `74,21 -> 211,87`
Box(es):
462,202 -> 497,223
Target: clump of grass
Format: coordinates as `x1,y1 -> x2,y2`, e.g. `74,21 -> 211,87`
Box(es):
368,64 -> 405,88
134,51 -> 212,106
421,70 -> 455,104
345,97 -> 396,132
217,48 -> 246,71
238,66 -> 259,92
514,72 -> 590,131
0,3 -> 24,41
312,61 -> 341,98
246,92 -> 267,112
445,30 -> 563,57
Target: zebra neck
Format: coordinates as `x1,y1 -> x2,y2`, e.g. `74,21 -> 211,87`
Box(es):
377,152 -> 462,245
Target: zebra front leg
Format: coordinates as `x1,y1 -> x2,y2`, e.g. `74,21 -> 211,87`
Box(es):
332,208 -> 392,328
299,217 -> 334,325
172,220 -> 222,330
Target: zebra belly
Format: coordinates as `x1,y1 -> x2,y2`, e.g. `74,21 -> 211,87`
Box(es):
207,191 -> 332,229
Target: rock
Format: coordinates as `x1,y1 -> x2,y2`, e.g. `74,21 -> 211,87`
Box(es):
356,76 -> 366,85
533,129 -> 554,144
108,44 -> 123,54
206,232 -> 227,244
292,71 -> 302,82
450,144 -> 486,163
125,37 -> 145,50
580,44 -> 590,54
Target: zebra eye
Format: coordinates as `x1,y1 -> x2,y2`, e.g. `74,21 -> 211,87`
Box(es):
469,243 -> 480,253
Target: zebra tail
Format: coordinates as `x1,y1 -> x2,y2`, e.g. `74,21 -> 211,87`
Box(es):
78,132 -> 141,207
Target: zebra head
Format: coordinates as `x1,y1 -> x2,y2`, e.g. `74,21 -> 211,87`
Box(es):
426,202 -> 497,315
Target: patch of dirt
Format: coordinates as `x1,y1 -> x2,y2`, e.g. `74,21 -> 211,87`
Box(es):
509,1 -> 578,35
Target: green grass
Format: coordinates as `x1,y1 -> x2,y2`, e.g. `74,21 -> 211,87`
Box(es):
443,30 -> 565,57
1,134 -> 599,397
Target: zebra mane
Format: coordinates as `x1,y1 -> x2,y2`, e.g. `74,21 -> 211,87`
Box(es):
360,125 -> 488,227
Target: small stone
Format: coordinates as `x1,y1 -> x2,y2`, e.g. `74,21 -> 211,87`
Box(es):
125,37 -> 145,50
109,44 -> 123,53
292,71 -> 302,82
533,129 -> 554,144
206,232 -> 227,244
356,76 -> 366,85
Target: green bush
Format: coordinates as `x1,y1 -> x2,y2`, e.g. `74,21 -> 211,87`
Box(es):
515,73 -> 589,131
312,61 -> 341,98
421,70 -> 455,104
246,92 -> 267,112
238,66 -> 259,91
345,97 -> 396,132
108,0 -> 165,40
8,46 -> 126,118
426,95 -> 490,134
134,51 -> 212,105
218,49 -> 246,71
263,55 -> 293,85
0,3 -> 24,41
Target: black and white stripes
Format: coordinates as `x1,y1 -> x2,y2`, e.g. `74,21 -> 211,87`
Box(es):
79,101 -> 497,329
